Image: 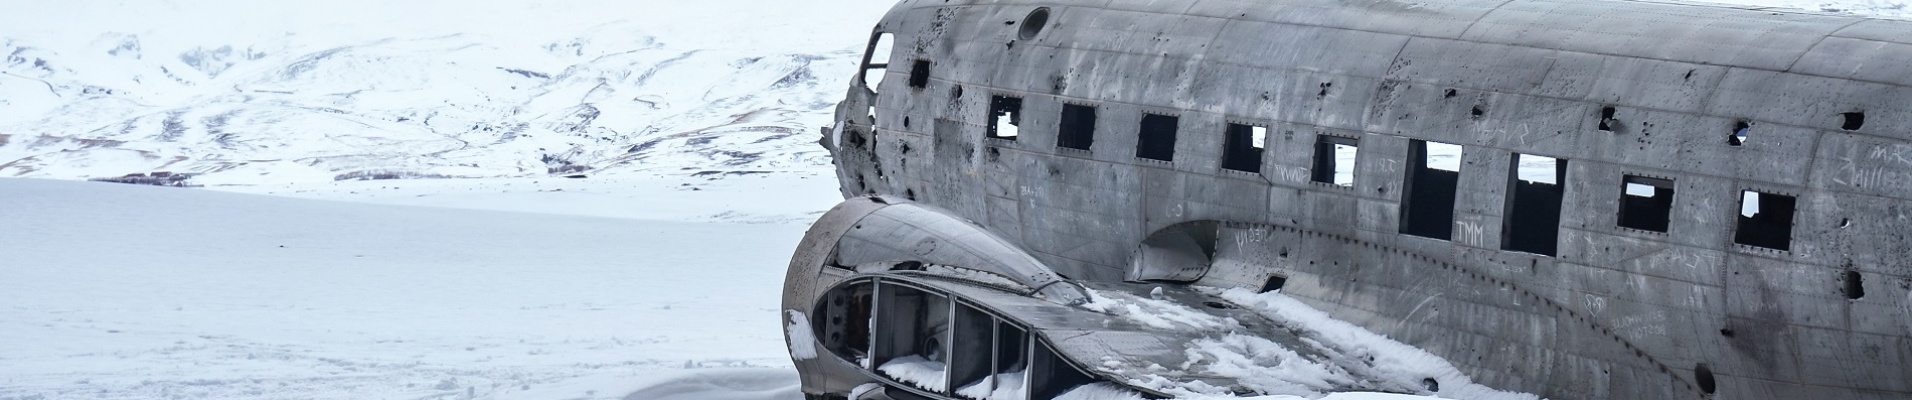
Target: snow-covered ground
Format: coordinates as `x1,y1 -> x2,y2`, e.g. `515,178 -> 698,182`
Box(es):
0,177 -> 834,400
2,6 -> 884,395
206,169 -> 844,224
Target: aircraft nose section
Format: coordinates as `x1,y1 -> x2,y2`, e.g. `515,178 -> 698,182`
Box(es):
802,196 -> 1090,305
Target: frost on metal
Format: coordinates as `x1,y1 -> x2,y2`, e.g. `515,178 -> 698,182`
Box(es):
922,264 -> 1033,293
1077,288 -> 1236,332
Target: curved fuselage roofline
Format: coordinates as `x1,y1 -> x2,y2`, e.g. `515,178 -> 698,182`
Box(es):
903,0 -> 1902,80
788,195 -> 1090,305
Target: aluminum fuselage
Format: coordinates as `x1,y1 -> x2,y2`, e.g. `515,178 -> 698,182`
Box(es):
819,0 -> 1912,398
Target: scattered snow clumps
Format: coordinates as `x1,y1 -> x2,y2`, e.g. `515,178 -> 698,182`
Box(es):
879,355 -> 950,392
785,309 -> 818,360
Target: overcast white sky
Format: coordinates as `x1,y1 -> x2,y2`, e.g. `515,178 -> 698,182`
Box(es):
0,0 -> 895,54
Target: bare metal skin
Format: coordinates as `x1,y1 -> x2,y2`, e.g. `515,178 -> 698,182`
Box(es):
798,0 -> 1912,399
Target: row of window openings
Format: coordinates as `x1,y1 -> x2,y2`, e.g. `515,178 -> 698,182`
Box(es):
1404,145 -> 1850,299
816,280 -> 1100,400
901,60 -> 1850,300
986,98 -> 1868,169
990,95 -> 1267,170
1397,140 -> 1795,255
886,27 -> 1867,141
986,96 -> 1796,253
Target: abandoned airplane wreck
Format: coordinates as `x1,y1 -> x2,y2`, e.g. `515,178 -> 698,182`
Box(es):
783,0 -> 1912,399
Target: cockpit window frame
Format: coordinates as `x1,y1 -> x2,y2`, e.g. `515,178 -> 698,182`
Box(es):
810,276 -> 1116,399
859,31 -> 896,91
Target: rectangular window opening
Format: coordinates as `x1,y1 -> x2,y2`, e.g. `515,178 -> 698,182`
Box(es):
1400,140 -> 1462,240
1136,113 -> 1178,161
1222,123 -> 1266,172
909,59 -> 930,89
1618,175 -> 1674,233
954,320 -> 1027,400
1311,135 -> 1359,187
987,96 -> 1022,140
1057,104 -> 1096,151
1503,153 -> 1565,256
1734,190 -> 1795,251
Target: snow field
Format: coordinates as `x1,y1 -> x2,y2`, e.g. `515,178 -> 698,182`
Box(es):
0,177 -> 824,399
205,168 -> 845,224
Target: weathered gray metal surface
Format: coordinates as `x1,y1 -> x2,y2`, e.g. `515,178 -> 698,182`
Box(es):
835,200 -> 1091,304
817,0 -> 1912,398
781,197 -> 1447,398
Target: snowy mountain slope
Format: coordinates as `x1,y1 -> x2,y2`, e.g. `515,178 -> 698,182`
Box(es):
5,0 -> 1911,187
0,0 -> 893,184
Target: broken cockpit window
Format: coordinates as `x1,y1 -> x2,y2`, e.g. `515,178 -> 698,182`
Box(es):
952,301 -> 1031,399
815,281 -> 874,364
875,283 -> 953,392
1029,340 -> 1098,399
989,95 -> 1023,140
951,302 -> 995,397
811,278 -> 1132,399
861,33 -> 895,90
